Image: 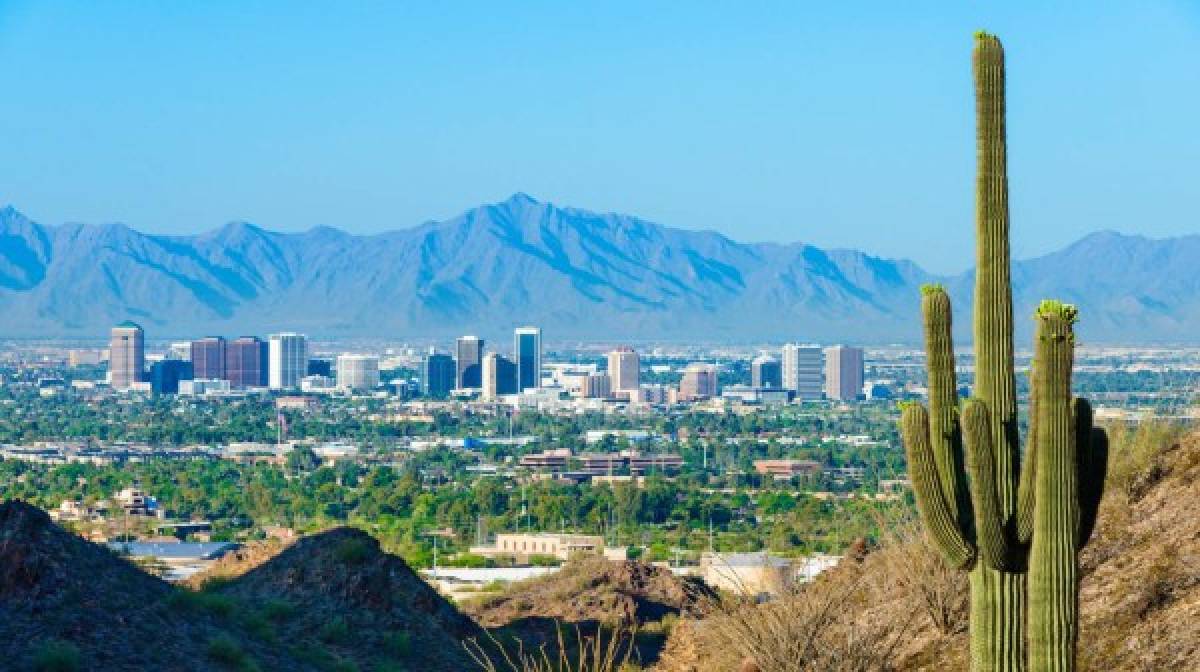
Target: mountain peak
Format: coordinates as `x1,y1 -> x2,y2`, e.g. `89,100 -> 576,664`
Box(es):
502,192 -> 540,206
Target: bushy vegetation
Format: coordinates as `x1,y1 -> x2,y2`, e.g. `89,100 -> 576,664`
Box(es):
30,639 -> 82,672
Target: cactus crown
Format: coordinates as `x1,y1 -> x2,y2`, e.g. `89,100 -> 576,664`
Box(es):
920,283 -> 947,296
1035,300 -> 1079,324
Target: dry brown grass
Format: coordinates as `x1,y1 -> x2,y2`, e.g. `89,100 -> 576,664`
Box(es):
688,566 -> 913,672
465,622 -> 641,672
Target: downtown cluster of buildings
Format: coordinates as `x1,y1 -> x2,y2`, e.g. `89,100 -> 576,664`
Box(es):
105,321 -> 866,404
109,323 -> 357,394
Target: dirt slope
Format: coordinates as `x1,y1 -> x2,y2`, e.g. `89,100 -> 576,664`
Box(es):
0,499 -> 316,671
657,429 -> 1200,672
210,527 -> 482,671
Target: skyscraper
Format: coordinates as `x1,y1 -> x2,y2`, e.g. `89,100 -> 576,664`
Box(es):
607,346 -> 640,397
782,343 -> 824,400
455,336 -> 484,389
336,354 -> 380,391
190,337 -> 226,380
481,352 -> 517,399
751,355 -> 782,389
678,363 -> 718,400
824,345 -> 864,401
226,336 -> 267,388
109,321 -> 144,389
514,327 -> 541,392
421,353 -> 456,398
268,333 -> 308,389
149,359 -> 193,395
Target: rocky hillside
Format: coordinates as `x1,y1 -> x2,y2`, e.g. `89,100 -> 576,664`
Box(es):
656,425 -> 1200,671
0,500 -> 314,671
0,502 -> 483,671
464,555 -> 713,666
207,528 -> 481,671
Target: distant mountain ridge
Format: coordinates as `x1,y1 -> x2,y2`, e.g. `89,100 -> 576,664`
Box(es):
0,194 -> 1192,342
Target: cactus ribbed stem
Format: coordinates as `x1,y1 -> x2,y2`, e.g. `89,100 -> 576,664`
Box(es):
1028,308 -> 1080,672
970,32 -> 1025,672
901,403 -> 976,570
901,31 -> 1107,671
923,286 -> 973,533
963,400 -> 1018,572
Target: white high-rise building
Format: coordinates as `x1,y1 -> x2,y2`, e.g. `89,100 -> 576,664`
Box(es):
268,333 -> 307,390
782,344 -> 824,400
109,322 -> 144,390
607,346 -> 640,397
824,345 -> 864,401
336,354 -> 380,391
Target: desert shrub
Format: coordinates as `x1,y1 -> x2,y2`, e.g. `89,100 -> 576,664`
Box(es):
259,597 -> 297,622
167,587 -> 238,618
240,611 -> 277,643
1105,420 -> 1183,503
697,570 -> 910,672
206,634 -> 258,671
465,621 -> 638,672
319,617 -> 352,644
875,511 -> 969,635
384,630 -> 412,659
335,537 -> 373,565
30,639 -> 82,672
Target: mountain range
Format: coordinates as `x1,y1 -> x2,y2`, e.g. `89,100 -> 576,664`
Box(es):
0,193 -> 1194,343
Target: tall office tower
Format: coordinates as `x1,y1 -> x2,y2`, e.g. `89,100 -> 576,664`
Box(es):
190,337 -> 226,380
607,346 -> 640,396
455,336 -> 484,389
420,353 -> 456,398
109,321 -> 145,389
268,333 -> 308,389
678,362 -> 718,400
481,352 -> 517,399
582,373 -> 612,399
751,355 -> 783,389
336,354 -> 380,391
824,345 -> 865,401
226,336 -> 267,388
514,327 -> 541,392
149,359 -> 193,395
782,343 -> 824,400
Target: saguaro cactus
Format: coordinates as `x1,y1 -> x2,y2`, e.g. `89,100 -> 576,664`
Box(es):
900,33 -> 1108,672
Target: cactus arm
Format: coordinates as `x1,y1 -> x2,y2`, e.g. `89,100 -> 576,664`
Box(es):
901,403 -> 977,570
922,284 -> 974,534
962,399 -> 1018,571
1028,303 -> 1081,672
1078,426 -> 1108,549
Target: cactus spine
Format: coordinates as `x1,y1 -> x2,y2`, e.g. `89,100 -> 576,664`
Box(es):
900,33 -> 1108,672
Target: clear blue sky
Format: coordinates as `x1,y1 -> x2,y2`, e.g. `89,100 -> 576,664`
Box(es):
1,1 -> 1197,273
